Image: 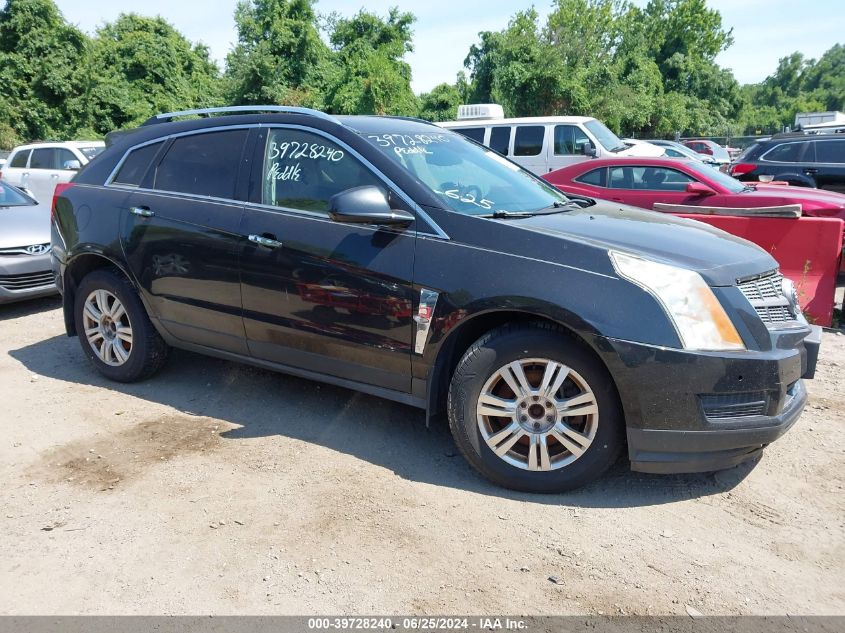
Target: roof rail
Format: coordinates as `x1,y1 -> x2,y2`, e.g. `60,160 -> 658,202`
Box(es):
140,105 -> 341,126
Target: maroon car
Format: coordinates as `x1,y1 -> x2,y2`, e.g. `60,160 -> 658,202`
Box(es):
543,157 -> 845,220
682,140 -> 731,165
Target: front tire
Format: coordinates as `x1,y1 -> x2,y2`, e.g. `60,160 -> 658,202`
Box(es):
74,268 -> 170,382
447,323 -> 624,493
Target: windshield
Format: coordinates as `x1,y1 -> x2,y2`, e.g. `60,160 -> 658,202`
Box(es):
0,182 -> 35,207
79,146 -> 104,161
362,131 -> 568,216
685,162 -> 745,193
584,119 -> 626,152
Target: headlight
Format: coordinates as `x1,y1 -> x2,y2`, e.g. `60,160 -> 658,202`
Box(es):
610,251 -> 745,351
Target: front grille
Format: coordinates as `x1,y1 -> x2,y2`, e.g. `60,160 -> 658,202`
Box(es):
737,271 -> 796,326
700,392 -> 768,420
0,243 -> 51,257
0,271 -> 55,290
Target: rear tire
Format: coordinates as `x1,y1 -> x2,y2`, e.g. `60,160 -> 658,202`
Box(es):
447,322 -> 624,493
74,268 -> 170,382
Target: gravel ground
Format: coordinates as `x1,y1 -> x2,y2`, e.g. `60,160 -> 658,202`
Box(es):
0,296 -> 843,615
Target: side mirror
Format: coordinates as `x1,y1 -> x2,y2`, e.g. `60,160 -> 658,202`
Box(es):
686,182 -> 716,196
62,160 -> 81,171
581,141 -> 597,157
329,186 -> 414,226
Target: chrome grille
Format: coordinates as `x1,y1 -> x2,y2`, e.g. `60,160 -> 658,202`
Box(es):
0,271 -> 55,290
0,243 -> 51,257
738,271 -> 783,302
737,271 -> 795,326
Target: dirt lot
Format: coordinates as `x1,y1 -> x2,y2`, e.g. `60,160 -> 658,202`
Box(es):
1,296 -> 843,615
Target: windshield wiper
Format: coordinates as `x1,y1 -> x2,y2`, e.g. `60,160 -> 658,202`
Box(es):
481,210 -> 537,219
481,201 -> 576,219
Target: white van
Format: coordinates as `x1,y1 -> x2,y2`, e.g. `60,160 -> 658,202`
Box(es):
437,104 -> 664,175
1,141 -> 105,204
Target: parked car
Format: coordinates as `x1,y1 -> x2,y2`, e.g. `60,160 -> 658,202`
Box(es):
682,139 -> 731,165
437,104 -> 664,175
543,157 -> 845,324
52,106 -> 819,492
1,140 -> 105,204
728,133 -> 845,193
543,157 -> 845,220
0,180 -> 58,303
647,139 -> 718,165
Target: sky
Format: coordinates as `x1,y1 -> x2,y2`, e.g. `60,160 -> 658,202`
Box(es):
52,0 -> 844,95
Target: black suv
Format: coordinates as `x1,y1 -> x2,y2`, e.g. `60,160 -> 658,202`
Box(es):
729,133 -> 845,192
52,106 -> 821,492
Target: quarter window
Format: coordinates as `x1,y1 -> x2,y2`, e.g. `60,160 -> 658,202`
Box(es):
9,150 -> 30,168
814,140 -> 845,164
762,142 -> 804,163
453,127 -> 485,143
154,130 -> 248,199
575,168 -> 606,187
262,129 -> 383,215
608,166 -> 693,191
553,125 -> 590,155
113,142 -> 165,186
489,127 -> 511,155
514,126 -> 544,156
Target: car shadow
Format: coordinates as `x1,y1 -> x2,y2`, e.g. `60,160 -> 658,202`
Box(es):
9,333 -> 758,508
0,295 -> 62,322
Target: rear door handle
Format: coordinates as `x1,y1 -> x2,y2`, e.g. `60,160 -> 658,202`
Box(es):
804,168 -> 818,174
50,174 -> 59,179
129,206 -> 154,218
248,234 -> 283,249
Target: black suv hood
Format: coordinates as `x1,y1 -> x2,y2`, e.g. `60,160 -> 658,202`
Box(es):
514,201 -> 776,286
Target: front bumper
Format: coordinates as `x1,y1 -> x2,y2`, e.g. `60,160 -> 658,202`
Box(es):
0,253 -> 58,304
595,324 -> 819,474
627,379 -> 806,473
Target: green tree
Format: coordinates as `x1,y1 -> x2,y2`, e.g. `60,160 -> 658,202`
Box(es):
82,14 -> 222,134
418,81 -> 462,121
323,8 -> 417,116
804,44 -> 845,111
225,0 -> 330,107
0,0 -> 88,141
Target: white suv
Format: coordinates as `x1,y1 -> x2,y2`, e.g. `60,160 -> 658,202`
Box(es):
1,141 -> 105,204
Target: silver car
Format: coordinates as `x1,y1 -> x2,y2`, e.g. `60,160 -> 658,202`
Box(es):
0,181 -> 57,304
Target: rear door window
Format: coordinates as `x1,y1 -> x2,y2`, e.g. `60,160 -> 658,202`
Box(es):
113,142 -> 165,186
553,125 -> 590,155
9,150 -> 30,168
489,127 -> 511,155
453,127 -> 485,143
29,148 -> 56,169
813,140 -> 845,164
514,126 -> 544,156
762,142 -> 804,163
153,130 -> 249,200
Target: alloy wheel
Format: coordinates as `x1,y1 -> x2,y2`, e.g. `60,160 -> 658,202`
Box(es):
82,289 -> 133,366
476,358 -> 599,471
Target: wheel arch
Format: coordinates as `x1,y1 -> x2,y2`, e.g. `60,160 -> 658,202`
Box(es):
62,252 -> 136,337
425,308 -> 616,425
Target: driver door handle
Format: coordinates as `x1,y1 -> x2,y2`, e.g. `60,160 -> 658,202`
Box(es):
129,206 -> 154,218
248,234 -> 283,249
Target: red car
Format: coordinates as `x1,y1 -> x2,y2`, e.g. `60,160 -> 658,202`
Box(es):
543,157 -> 845,326
543,157 -> 845,220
